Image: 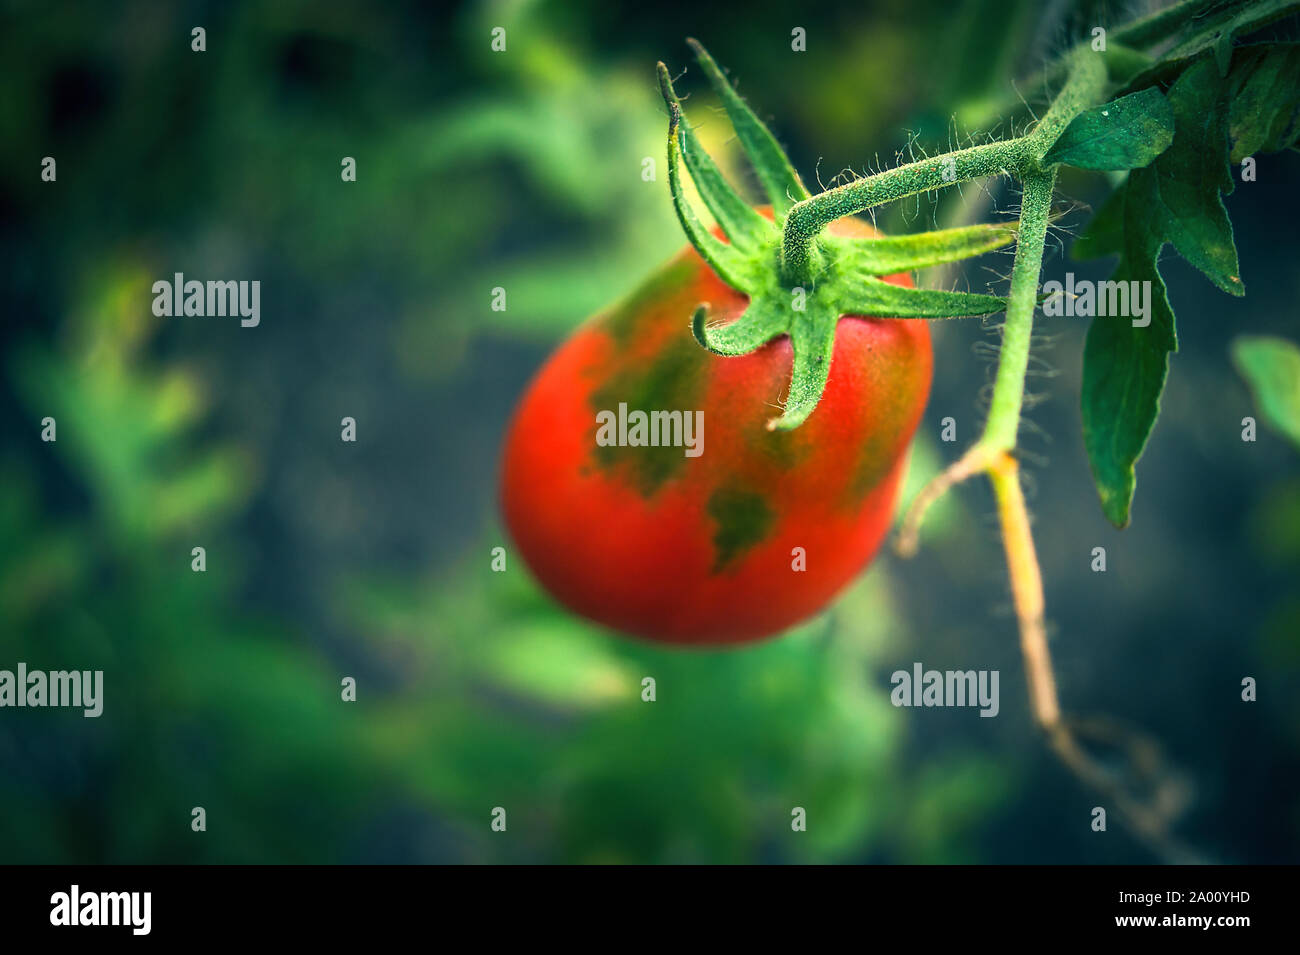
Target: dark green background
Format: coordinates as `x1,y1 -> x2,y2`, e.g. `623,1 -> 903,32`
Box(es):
2,0 -> 1297,863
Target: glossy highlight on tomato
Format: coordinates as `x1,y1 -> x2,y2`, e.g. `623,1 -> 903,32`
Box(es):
500,216 -> 931,644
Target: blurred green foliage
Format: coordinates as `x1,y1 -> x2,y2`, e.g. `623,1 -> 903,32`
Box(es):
0,0 -> 1007,864
1233,335 -> 1300,448
1,262 -> 995,862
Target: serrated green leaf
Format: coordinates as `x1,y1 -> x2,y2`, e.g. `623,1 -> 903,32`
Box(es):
1232,335 -> 1300,447
1215,27 -> 1236,75
1044,88 -> 1175,170
1143,58 -> 1243,296
1228,43 -> 1300,161
1161,0 -> 1298,68
1080,56 -> 1248,526
1081,224 -> 1177,529
1080,123 -> 1184,529
1113,0 -> 1300,100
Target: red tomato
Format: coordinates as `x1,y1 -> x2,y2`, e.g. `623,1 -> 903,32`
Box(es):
500,215 -> 931,644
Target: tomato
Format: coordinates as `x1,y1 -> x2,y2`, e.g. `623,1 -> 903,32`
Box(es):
500,214 -> 931,644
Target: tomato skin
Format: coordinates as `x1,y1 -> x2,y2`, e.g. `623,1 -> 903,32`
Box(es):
500,218 -> 931,645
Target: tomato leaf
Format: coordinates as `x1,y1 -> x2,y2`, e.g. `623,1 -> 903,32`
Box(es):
1044,88 -> 1174,170
1113,0 -> 1300,102
1232,335 -> 1300,448
1081,216 -> 1177,528
1080,57 -> 1242,527
1227,43 -> 1300,161
1076,32 -> 1300,525
1159,0 -> 1299,71
1141,60 -> 1243,296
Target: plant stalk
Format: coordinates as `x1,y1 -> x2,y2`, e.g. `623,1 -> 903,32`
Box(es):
779,50 -> 1102,288
981,167 -> 1057,451
887,48 -> 1200,860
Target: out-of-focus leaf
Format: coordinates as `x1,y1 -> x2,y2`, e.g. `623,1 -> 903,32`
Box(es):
1232,335 -> 1300,448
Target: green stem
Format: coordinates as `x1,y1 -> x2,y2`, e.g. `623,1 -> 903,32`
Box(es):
1022,50 -> 1106,159
881,24 -> 1192,867
979,52 -> 1102,450
780,51 -> 1104,288
980,168 -> 1057,451
781,138 -> 1030,287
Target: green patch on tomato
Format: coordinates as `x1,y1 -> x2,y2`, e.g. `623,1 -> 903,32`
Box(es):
590,332 -> 708,496
706,486 -> 775,572
846,424 -> 901,506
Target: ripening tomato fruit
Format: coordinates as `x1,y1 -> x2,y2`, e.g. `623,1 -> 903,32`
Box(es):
497,42 -> 1012,644
500,213 -> 931,645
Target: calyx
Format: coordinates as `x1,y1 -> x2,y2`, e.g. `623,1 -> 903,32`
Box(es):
659,40 -> 1015,430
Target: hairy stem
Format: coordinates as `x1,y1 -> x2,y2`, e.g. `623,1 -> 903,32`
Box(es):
889,48 -> 1198,860
780,50 -> 1101,288
982,52 -> 1100,449
780,138 -> 1030,286
982,168 -> 1056,451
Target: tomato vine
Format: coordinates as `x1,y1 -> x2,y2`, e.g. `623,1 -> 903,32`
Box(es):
658,0 -> 1300,860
